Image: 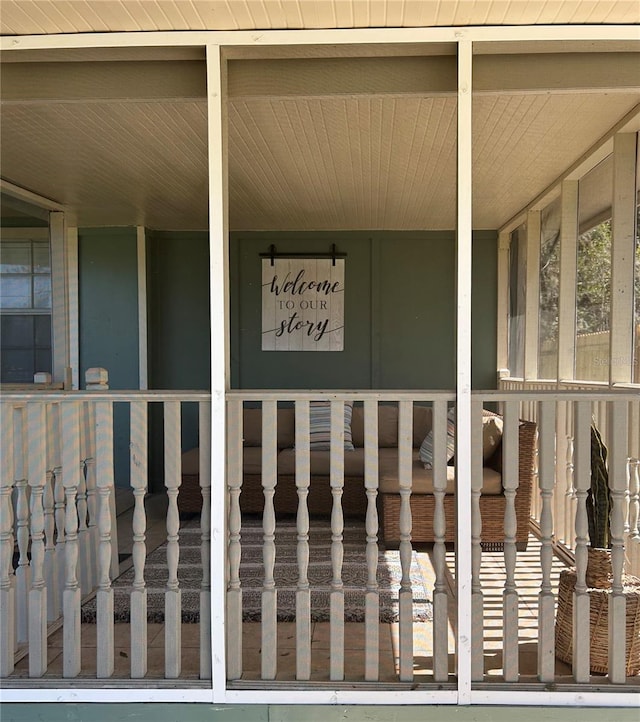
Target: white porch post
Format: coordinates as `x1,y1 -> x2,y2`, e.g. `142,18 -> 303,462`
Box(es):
610,132 -> 638,385
524,210 -> 541,380
136,226 -> 148,390
66,226 -> 79,389
496,230 -> 510,378
456,37 -> 473,704
557,180 -> 579,382
206,41 -> 229,703
49,212 -> 69,386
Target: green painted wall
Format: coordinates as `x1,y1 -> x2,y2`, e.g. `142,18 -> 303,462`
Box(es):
146,230 -> 211,489
79,227 -> 140,487
2,704 -> 637,722
232,231 -> 497,390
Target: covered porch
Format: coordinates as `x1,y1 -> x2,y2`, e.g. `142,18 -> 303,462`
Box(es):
1,11 -> 639,712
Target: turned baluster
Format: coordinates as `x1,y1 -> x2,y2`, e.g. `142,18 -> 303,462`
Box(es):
0,403 -> 16,676
198,400 -> 212,681
294,400 -> 311,681
226,398 -> 243,680
469,399 -> 484,682
501,400 -> 520,682
329,400 -> 345,682
363,398 -> 379,682
164,400 -> 182,680
537,400 -> 557,683
261,400 -> 278,681
397,400 -> 413,682
130,400 -> 148,679
61,400 -> 82,678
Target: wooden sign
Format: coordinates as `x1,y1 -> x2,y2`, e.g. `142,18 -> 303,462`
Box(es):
262,258 -> 344,351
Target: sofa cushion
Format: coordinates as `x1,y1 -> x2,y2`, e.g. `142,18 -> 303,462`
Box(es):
412,405 -> 433,448
419,407 -> 456,469
308,401 -> 354,450
276,446 -> 362,476
379,451 -> 503,495
350,404 -> 399,448
242,407 -> 296,449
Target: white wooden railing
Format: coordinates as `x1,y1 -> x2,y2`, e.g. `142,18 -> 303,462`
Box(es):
2,385 -> 638,695
500,379 -> 640,577
0,383 -> 211,684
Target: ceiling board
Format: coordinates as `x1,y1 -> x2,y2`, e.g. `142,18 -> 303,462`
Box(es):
1,1 -> 638,36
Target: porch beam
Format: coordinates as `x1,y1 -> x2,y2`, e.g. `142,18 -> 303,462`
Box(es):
2,24 -> 639,54
557,180 -> 579,381
524,210 -> 541,380
5,52 -> 638,105
609,132 -> 638,385
206,42 -> 228,704
456,37 -> 473,705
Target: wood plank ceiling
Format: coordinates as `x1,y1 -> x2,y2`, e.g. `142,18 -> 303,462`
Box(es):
1,2 -> 639,232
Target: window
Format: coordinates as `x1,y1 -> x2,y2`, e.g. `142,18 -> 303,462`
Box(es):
507,225 -> 525,378
0,233 -> 52,383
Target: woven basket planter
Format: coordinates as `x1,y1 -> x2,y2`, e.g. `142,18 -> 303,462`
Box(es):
554,550 -> 640,676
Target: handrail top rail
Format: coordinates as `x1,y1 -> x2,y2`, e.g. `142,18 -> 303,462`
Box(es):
226,390 -> 457,402
478,388 -> 639,401
0,390 -> 211,402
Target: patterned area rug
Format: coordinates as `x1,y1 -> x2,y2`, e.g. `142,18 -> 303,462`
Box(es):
82,518 -> 432,624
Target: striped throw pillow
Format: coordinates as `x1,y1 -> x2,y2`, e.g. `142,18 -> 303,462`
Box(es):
309,401 -> 355,451
419,406 -> 456,469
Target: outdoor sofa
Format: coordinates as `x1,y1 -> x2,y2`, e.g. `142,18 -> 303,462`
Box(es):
180,404 -> 536,549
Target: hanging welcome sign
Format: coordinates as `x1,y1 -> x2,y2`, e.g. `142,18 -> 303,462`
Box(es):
262,257 -> 345,351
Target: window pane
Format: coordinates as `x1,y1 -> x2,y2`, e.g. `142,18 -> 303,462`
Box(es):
1,349 -> 35,383
538,198 -> 560,379
0,243 -> 30,273
575,219 -> 611,381
34,315 -> 51,347
1,314 -> 34,346
33,275 -> 52,309
508,225 -> 525,378
34,348 -> 52,376
0,276 -> 31,308
33,242 -> 51,273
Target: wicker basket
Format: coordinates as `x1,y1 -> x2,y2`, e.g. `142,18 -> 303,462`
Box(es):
554,566 -> 640,676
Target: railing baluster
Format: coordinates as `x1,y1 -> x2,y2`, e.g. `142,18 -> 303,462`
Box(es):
61,400 -> 82,678
95,400 -> 115,679
329,400 -> 346,681
608,399 -> 628,683
226,398 -> 243,680
83,400 -> 98,595
295,400 -> 311,681
27,402 -> 48,677
77,405 -> 91,596
502,399 -> 519,681
261,400 -> 278,681
199,400 -> 212,680
0,403 -> 16,677
469,398 -> 484,682
43,402 -> 59,623
572,400 -> 591,683
363,399 -> 379,682
52,403 -> 66,626
130,400 -> 148,679
397,400 -> 413,682
14,406 -> 30,648
537,400 -> 557,682
164,400 -> 182,680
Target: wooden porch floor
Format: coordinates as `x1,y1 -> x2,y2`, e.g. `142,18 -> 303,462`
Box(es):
12,489 -> 575,682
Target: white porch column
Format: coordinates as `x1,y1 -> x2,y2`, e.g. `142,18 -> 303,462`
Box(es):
50,212 -> 69,386
136,226 -> 148,390
557,180 -> 579,381
66,226 -> 79,390
206,42 -> 230,702
456,37 -> 473,704
524,210 -> 541,380
496,230 -> 510,378
610,132 -> 638,385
